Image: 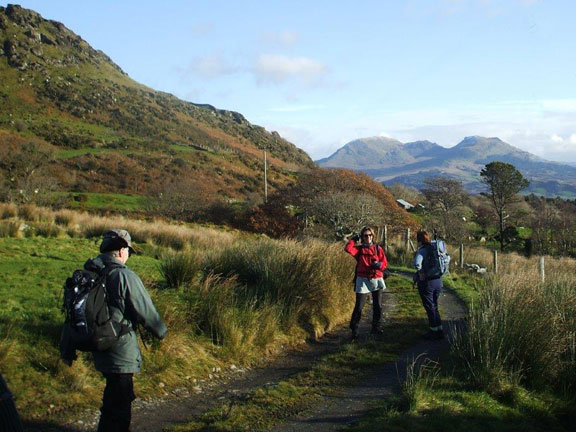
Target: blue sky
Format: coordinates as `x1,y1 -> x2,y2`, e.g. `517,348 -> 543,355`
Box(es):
8,0 -> 576,162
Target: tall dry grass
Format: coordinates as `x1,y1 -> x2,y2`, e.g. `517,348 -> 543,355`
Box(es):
189,273 -> 285,359
201,238 -> 354,340
451,263 -> 576,394
452,245 -> 576,276
0,203 -> 238,250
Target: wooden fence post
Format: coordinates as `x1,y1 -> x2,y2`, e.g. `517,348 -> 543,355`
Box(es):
405,228 -> 411,250
383,225 -> 388,252
459,244 -> 464,268
493,250 -> 498,274
538,257 -> 545,283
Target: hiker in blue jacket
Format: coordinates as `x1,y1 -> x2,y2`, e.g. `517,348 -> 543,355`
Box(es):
413,230 -> 444,340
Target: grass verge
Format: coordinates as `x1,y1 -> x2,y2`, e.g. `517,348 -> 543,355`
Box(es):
346,369 -> 575,432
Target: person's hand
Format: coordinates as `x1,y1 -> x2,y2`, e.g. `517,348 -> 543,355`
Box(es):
370,260 -> 381,269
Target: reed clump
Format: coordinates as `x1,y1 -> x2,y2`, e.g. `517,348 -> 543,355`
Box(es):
202,238 -> 353,340
0,202 -> 18,219
451,270 -> 576,394
159,250 -> 202,289
0,220 -> 22,237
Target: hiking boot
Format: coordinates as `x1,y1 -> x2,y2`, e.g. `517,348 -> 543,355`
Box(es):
351,328 -> 358,340
371,326 -> 384,335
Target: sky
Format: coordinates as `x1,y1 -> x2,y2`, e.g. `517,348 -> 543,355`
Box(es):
7,0 -> 576,163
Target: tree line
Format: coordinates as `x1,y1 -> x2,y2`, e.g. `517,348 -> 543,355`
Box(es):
389,161 -> 576,257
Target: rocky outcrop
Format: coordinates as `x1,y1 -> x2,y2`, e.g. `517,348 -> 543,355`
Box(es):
0,4 -> 126,73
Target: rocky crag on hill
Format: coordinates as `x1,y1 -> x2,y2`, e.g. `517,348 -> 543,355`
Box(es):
317,136 -> 576,198
0,4 -> 315,206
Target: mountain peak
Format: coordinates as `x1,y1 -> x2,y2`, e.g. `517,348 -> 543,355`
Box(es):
317,134 -> 575,197
457,136 -> 506,148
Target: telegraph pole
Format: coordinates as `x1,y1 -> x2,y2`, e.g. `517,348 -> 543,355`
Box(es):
264,149 -> 268,203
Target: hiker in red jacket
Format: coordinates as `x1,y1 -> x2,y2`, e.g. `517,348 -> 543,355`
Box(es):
345,226 -> 388,339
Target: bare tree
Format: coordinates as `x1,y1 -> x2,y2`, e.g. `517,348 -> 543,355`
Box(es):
531,200 -> 559,255
421,176 -> 469,241
0,141 -> 55,203
305,192 -> 386,240
386,182 -> 423,204
422,177 -> 468,213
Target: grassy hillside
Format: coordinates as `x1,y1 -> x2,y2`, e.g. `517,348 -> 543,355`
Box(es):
0,5 -> 314,209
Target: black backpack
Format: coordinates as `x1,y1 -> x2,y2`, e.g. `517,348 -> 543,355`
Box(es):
63,265 -> 131,352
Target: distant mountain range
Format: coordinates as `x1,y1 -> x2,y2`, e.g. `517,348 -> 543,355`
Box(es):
316,136 -> 576,198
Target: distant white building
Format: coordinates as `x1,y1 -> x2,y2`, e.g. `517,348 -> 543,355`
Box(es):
396,199 -> 414,210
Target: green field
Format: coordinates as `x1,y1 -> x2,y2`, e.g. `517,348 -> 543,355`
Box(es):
51,192 -> 149,212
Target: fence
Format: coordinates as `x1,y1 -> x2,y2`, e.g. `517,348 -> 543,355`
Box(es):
378,226 -> 548,282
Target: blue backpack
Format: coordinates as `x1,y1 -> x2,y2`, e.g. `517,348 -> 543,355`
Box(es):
423,240 -> 450,278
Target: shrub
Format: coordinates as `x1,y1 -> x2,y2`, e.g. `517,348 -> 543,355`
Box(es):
17,204 -> 55,223
17,204 -> 38,221
386,243 -> 414,268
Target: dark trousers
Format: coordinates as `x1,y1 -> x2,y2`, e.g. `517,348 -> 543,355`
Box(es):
417,278 -> 442,328
97,373 -> 135,432
350,290 -> 383,330
0,372 -> 24,432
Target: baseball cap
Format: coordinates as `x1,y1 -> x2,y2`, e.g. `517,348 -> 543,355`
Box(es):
100,229 -> 137,255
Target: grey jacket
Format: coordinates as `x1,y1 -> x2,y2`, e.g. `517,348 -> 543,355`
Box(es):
61,254 -> 167,374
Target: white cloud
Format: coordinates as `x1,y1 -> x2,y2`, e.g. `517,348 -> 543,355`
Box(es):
542,99 -> 576,112
570,134 -> 576,144
187,54 -> 237,79
253,55 -> 328,86
551,134 -> 564,143
261,31 -> 299,47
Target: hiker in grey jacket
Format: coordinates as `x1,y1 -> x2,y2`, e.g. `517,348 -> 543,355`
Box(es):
60,229 -> 167,432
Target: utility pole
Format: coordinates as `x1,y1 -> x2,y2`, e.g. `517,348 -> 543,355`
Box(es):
264,149 -> 268,203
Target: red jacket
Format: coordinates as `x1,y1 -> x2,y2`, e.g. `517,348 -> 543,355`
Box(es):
345,240 -> 388,279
